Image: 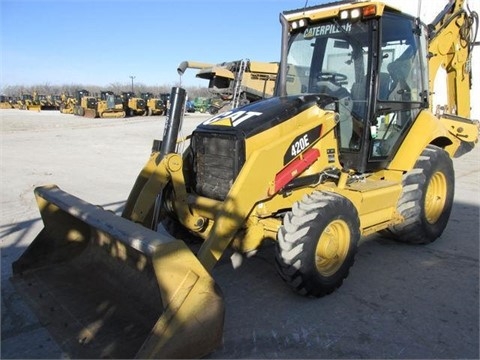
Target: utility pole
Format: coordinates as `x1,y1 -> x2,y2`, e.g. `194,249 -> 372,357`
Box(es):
129,75 -> 136,93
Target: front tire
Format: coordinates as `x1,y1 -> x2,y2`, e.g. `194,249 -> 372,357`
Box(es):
386,145 -> 454,244
276,192 -> 360,297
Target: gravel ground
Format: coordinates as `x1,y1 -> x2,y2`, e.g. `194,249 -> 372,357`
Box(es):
1,108 -> 478,359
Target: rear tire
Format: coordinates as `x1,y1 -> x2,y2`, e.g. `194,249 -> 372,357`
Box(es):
207,106 -> 219,115
386,145 -> 454,244
276,192 -> 360,297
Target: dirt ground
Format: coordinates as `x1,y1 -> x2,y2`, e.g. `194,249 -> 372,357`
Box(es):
1,108 -> 479,359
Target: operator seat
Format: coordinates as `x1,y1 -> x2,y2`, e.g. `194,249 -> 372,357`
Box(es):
378,72 -> 392,100
386,45 -> 415,101
350,80 -> 366,118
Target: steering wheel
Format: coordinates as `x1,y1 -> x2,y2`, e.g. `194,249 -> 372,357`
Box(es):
317,72 -> 348,85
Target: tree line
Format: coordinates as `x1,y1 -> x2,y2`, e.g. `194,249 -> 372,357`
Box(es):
0,82 -> 212,99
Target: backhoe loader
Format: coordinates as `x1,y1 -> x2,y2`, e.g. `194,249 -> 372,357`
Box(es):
19,93 -> 41,111
35,93 -> 57,110
12,0 -> 478,358
59,93 -> 77,114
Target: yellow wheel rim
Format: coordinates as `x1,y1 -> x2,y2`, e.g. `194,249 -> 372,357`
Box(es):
315,219 -> 350,277
425,171 -> 447,224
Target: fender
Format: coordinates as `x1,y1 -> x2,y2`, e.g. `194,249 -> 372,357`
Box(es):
388,110 -> 453,171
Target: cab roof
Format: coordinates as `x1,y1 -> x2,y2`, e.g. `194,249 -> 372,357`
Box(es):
283,1 -> 403,21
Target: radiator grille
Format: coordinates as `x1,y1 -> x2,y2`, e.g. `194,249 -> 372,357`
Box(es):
192,131 -> 245,201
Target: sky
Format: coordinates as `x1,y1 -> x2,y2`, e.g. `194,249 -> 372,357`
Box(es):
1,0 -> 479,116
0,0 -> 307,88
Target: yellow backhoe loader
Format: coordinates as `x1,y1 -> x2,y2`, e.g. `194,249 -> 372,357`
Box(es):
177,59 -> 278,114
12,0 -> 478,358
59,93 -> 77,114
35,93 -> 57,110
19,93 -> 41,111
49,94 -> 62,110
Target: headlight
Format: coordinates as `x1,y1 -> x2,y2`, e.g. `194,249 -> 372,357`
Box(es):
339,5 -> 377,21
291,18 -> 308,30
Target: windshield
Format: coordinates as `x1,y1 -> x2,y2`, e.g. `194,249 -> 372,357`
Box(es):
286,21 -> 370,97
285,19 -> 371,149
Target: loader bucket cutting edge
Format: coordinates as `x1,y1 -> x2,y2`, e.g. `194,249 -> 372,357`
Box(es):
11,185 -> 225,359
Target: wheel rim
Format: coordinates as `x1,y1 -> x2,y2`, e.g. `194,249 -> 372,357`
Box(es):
425,171 -> 447,224
315,219 -> 350,277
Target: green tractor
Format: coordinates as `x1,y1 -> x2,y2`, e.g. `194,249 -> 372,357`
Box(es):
193,97 -> 211,113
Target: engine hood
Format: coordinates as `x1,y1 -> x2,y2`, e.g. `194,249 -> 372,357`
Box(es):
196,95 -> 325,138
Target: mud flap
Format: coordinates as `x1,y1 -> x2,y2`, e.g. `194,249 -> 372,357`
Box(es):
12,185 -> 224,359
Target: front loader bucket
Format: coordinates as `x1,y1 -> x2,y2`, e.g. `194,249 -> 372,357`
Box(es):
12,185 -> 224,359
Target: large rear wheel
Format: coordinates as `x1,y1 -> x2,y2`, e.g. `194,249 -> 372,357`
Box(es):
386,145 -> 454,244
276,192 -> 360,297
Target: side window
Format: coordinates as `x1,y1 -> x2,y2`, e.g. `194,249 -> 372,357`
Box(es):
286,37 -> 314,94
370,14 -> 426,161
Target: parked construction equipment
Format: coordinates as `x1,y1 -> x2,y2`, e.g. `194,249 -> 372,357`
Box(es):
12,0 -> 478,358
177,59 -> 278,114
73,89 -> 96,117
49,95 -> 62,110
0,95 -> 14,109
59,93 -> 77,114
94,91 -> 126,118
192,96 -> 211,113
141,92 -> 166,116
123,92 -> 147,116
159,92 -> 171,112
35,93 -> 57,110
18,94 -> 41,111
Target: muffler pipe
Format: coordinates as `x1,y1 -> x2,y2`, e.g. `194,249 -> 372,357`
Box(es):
160,87 -> 186,160
177,61 -> 214,76
122,87 -> 186,223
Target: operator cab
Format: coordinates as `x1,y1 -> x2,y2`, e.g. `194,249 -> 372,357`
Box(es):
279,3 -> 429,172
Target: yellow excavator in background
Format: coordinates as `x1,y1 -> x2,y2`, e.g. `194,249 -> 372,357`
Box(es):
177,59 -> 278,114
11,0 -> 478,358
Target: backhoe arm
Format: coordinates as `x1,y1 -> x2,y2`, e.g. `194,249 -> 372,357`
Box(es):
428,0 -> 478,118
